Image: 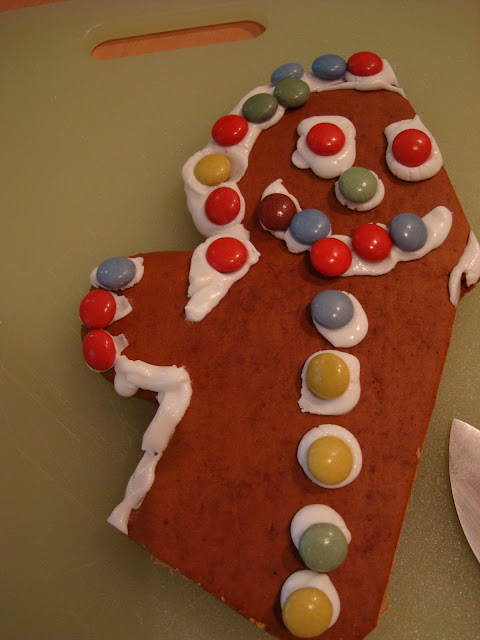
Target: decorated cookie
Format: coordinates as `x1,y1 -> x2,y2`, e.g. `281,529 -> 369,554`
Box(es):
79,52 -> 479,640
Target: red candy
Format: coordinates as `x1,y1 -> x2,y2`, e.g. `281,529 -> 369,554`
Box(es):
82,330 -> 117,371
257,193 -> 297,231
347,51 -> 383,77
392,128 -> 432,167
310,237 -> 352,277
306,122 -> 345,156
206,237 -> 248,273
79,289 -> 116,329
352,224 -> 392,262
212,114 -> 248,147
205,187 -> 241,225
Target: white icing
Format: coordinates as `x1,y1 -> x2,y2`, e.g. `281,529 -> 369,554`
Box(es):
344,59 -> 405,97
90,257 -> 144,291
334,170 -> 385,212
260,186 -> 452,281
111,292 -> 133,323
449,231 -> 480,306
299,350 -> 360,415
256,185 -> 451,279
280,571 -> 340,627
290,504 -> 351,548
313,292 -> 368,348
292,116 -> 356,179
336,207 -> 452,277
284,228 -> 314,254
385,115 -> 443,181
107,450 -> 160,535
297,424 -> 363,488
112,333 -> 129,357
107,356 -> 192,534
302,72 -> 346,93
183,60 -> 405,238
260,179 -> 335,253
185,224 -> 260,322
261,178 -> 302,208
183,84 -> 285,238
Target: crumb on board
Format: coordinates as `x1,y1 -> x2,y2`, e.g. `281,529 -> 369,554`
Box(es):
250,618 -> 266,630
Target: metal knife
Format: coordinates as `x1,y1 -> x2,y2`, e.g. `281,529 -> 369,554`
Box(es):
449,418 -> 480,563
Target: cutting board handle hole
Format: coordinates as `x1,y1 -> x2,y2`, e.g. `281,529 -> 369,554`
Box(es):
91,20 -> 265,59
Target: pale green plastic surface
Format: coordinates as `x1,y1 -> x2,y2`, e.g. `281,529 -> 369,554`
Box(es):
2,1 -> 480,638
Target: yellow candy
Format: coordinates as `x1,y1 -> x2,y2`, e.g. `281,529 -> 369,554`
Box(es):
306,352 -> 349,399
282,587 -> 333,638
194,153 -> 230,186
307,436 -> 353,485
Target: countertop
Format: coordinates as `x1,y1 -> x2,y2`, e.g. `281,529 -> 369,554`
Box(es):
1,1 -> 479,638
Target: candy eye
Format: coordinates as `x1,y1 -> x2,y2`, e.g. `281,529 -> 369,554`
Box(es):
343,51 -> 402,94
299,350 -> 361,416
290,504 -> 351,572
280,571 -> 340,638
79,290 -> 116,329
335,166 -> 385,212
206,237 -> 248,273
306,122 -> 345,156
185,226 -> 260,322
311,290 -> 368,348
270,62 -> 304,85
306,352 -> 350,399
242,93 -> 278,123
389,213 -> 428,252
289,209 -> 331,246
352,223 -> 392,262
211,114 -> 248,147
194,153 -> 231,186
311,290 -> 354,330
96,257 -> 136,290
385,115 -> 443,181
312,54 -> 347,81
273,77 -> 311,109
392,128 -> 432,167
310,237 -> 352,277
347,51 -> 383,76
292,116 -> 356,179
91,256 -> 144,292
82,329 -> 117,372
204,187 -> 241,226
257,192 -> 298,231
297,424 -> 363,488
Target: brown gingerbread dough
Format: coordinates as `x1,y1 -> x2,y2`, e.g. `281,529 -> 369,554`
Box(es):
91,89 -> 472,639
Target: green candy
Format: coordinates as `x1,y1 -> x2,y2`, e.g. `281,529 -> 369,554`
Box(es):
273,77 -> 310,109
338,167 -> 378,203
242,93 -> 278,123
298,523 -> 348,572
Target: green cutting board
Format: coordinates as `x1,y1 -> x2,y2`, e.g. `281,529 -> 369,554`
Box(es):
2,1 -> 479,638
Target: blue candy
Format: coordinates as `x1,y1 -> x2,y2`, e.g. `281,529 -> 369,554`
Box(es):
312,54 -> 347,80
270,62 -> 304,86
289,209 -> 331,245
389,213 -> 428,252
311,290 -> 354,330
96,257 -> 136,290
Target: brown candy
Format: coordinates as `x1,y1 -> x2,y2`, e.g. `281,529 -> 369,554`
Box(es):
256,192 -> 297,231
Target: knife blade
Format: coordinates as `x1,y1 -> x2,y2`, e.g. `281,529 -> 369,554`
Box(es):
449,418 -> 480,563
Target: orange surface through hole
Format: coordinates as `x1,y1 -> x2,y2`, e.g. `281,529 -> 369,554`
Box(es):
0,1 -> 265,57
92,22 -> 266,58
